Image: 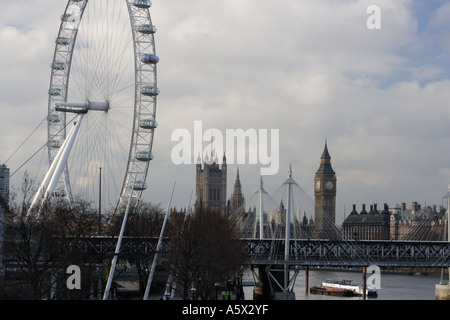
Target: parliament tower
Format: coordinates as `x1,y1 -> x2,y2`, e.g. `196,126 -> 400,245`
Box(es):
314,140 -> 337,239
195,152 -> 227,215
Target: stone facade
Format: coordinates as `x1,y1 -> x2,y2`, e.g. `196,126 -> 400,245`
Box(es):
342,202 -> 447,241
342,204 -> 390,240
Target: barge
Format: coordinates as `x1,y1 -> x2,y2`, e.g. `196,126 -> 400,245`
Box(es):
310,286 -> 354,297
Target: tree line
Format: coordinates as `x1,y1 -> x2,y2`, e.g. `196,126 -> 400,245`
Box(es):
0,174 -> 245,299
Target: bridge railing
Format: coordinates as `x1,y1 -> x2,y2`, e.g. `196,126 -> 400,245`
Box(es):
50,235 -> 164,257
15,236 -> 447,268
243,239 -> 450,268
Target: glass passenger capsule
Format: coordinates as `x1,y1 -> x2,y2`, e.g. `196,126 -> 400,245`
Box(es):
48,114 -> 60,123
137,24 -> 157,34
48,140 -> 62,148
61,13 -> 73,21
52,61 -> 66,70
139,119 -> 158,129
48,88 -> 62,96
133,0 -> 152,9
135,151 -> 154,161
141,86 -> 160,96
129,181 -> 148,191
52,189 -> 66,197
140,54 -> 159,64
56,37 -> 71,45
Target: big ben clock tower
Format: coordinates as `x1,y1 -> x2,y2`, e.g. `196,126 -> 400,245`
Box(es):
314,140 -> 337,239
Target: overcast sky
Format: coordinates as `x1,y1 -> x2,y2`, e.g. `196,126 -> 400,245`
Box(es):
1,0 -> 449,224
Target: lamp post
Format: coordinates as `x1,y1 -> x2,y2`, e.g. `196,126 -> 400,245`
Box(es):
215,282 -> 220,300
98,167 -> 102,236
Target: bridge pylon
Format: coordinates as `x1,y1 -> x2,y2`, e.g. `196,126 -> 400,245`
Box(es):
251,165 -> 299,300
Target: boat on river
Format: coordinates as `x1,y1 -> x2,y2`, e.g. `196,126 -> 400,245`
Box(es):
322,279 -> 377,297
310,285 -> 354,297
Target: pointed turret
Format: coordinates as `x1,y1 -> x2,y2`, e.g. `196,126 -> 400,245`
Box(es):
317,140 -> 335,174
321,139 -> 331,160
233,167 -> 242,194
229,167 -> 245,214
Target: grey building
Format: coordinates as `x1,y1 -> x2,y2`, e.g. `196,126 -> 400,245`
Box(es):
342,203 -> 390,240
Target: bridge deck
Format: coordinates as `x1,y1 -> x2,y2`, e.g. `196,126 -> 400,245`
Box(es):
244,239 -> 450,268
17,236 -> 447,269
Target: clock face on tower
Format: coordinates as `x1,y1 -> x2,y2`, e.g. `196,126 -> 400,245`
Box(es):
326,181 -> 333,190
315,180 -> 320,191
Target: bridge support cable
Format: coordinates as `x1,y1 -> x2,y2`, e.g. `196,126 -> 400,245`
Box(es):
446,186 -> 450,284
282,164 -> 296,296
403,207 -> 448,242
103,172 -> 138,300
229,176 -> 277,240
143,181 -> 176,300
258,177 -> 265,239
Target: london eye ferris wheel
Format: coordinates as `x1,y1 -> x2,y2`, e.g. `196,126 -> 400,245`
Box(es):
34,0 -> 159,216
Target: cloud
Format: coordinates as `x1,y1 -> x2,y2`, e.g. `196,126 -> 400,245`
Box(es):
1,1 -> 449,224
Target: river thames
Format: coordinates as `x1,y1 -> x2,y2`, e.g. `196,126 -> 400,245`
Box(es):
242,268 -> 447,300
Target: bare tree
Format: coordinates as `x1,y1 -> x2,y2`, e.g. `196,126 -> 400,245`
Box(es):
167,208 -> 246,300
103,201 -> 165,295
126,202 -> 164,294
2,174 -> 100,299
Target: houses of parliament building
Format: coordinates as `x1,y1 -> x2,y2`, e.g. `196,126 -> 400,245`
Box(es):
192,141 -> 337,239
190,142 -> 448,241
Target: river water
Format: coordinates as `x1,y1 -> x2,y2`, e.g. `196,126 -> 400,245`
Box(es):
242,268 -> 447,300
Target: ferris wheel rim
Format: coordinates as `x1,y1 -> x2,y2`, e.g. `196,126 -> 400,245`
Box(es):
46,0 -> 158,215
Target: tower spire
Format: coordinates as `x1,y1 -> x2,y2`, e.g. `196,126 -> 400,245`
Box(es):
233,166 -> 242,193
321,139 -> 331,160
230,167 -> 244,215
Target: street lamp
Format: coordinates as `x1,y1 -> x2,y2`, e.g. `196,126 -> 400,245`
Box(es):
215,282 -> 220,300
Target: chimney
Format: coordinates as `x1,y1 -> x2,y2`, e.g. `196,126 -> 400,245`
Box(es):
412,201 -> 418,213
401,203 -> 406,211
361,204 -> 368,214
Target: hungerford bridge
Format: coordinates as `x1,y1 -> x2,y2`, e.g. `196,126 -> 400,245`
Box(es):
59,167 -> 450,299
68,236 -> 450,269
61,235 -> 450,299
65,167 -> 450,272
17,157 -> 450,299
